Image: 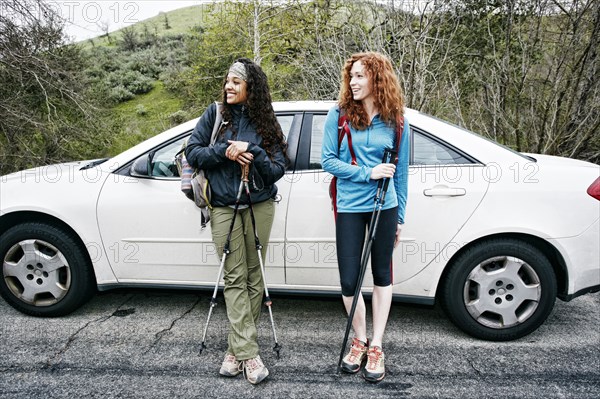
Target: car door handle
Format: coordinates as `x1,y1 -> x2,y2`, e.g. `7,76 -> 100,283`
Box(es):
423,186 -> 467,197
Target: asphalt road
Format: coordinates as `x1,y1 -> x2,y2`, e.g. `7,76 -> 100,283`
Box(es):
0,290 -> 598,399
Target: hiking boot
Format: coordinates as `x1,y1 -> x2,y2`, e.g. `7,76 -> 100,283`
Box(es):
341,338 -> 369,373
363,346 -> 385,382
243,355 -> 269,384
219,353 -> 241,377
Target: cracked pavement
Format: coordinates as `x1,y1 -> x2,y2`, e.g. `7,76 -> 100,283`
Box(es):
0,289 -> 598,398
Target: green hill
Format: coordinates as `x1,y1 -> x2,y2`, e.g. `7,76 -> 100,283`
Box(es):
77,5 -> 212,155
80,4 -> 207,49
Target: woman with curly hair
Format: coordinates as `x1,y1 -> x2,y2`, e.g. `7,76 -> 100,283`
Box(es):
185,58 -> 287,385
322,52 -> 409,382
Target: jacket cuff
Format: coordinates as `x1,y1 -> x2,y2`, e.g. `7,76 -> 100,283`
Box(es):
247,143 -> 266,159
215,142 -> 228,158
363,167 -> 373,182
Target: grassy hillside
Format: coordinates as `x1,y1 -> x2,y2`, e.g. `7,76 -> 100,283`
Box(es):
77,5 -> 210,154
80,4 -> 207,49
108,81 -> 186,156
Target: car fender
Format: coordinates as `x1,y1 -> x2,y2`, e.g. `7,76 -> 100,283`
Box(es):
408,211 -> 598,301
0,162 -> 119,285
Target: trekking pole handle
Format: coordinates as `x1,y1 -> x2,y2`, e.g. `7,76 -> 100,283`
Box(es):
382,147 -> 396,166
241,163 -> 250,183
375,148 -> 397,203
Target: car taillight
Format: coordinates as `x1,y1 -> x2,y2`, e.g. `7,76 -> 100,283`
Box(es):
588,177 -> 600,201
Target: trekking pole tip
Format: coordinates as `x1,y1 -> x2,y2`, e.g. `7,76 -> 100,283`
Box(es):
273,343 -> 282,359
199,342 -> 207,355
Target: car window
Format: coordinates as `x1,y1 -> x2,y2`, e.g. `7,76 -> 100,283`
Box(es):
306,118 -> 471,168
309,114 -> 327,169
150,137 -> 186,178
413,131 -> 472,165
147,116 -> 293,179
277,115 -> 294,139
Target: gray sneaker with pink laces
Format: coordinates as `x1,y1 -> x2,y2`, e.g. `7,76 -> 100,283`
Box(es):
341,338 -> 369,373
242,355 -> 269,384
363,346 -> 385,382
219,353 -> 241,377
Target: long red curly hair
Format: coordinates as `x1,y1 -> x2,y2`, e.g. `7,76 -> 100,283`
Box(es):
339,52 -> 405,131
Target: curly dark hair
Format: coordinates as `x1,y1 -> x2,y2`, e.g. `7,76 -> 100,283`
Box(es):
220,58 -> 288,163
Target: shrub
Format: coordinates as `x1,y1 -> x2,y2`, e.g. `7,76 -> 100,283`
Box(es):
168,110 -> 188,125
108,85 -> 134,103
105,70 -> 154,95
135,104 -> 148,116
127,74 -> 154,95
126,50 -> 162,78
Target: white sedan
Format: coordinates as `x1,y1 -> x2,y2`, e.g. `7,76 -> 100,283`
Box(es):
1,101 -> 598,341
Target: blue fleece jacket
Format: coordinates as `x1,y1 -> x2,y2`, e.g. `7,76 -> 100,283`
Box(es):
321,105 -> 410,224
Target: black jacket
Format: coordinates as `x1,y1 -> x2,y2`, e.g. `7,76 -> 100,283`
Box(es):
185,102 -> 286,206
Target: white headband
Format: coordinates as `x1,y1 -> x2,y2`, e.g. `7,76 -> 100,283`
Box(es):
228,62 -> 248,81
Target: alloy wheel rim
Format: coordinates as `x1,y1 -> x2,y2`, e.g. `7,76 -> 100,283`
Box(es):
3,239 -> 71,306
463,256 -> 541,329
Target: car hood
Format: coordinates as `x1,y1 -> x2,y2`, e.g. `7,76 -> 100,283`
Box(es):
1,159 -> 112,219
1,159 -> 107,184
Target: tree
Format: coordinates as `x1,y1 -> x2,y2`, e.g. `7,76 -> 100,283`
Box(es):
290,0 -> 599,162
120,26 -> 138,51
162,13 -> 171,30
97,19 -> 111,43
178,0 -> 313,107
0,0 -> 107,174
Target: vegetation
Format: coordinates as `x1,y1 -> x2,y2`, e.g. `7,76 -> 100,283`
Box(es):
0,0 -> 598,176
0,0 -> 108,173
108,81 -> 184,155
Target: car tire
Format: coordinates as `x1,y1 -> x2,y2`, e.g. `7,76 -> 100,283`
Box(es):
0,222 -> 95,316
441,238 -> 557,341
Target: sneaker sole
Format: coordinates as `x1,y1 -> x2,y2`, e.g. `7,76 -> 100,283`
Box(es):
246,370 -> 269,385
219,369 -> 241,377
340,363 -> 362,374
363,371 -> 385,382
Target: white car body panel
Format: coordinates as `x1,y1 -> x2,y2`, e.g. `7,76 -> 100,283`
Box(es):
1,102 -> 598,303
413,155 -> 600,297
549,218 -> 600,293
0,162 -> 118,284
96,170 -> 291,286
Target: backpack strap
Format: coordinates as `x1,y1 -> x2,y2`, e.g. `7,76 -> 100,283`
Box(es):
337,108 -> 357,166
197,101 -> 225,230
392,114 -> 404,165
330,108 -> 357,219
210,101 -> 223,144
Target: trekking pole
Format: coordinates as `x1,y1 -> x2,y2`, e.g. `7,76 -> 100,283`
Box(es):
241,163 -> 282,359
199,168 -> 246,354
337,148 -> 396,372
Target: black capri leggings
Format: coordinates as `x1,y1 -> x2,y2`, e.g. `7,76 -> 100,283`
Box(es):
336,207 -> 398,296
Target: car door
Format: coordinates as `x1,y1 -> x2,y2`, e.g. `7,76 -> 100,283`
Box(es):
96,115 -> 298,287
285,114 -> 490,295
284,112 -> 339,288
396,128 -> 489,296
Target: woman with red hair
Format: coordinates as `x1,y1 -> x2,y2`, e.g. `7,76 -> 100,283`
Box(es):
322,52 -> 409,382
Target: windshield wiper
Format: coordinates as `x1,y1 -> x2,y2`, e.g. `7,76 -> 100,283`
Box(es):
80,158 -> 109,170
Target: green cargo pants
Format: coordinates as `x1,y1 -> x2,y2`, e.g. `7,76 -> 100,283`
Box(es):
210,199 -> 275,360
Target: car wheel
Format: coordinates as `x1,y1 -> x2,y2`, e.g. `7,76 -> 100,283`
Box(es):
0,222 -> 95,316
441,238 -> 557,341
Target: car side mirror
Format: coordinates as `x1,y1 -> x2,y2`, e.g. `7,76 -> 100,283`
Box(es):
130,154 -> 151,177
